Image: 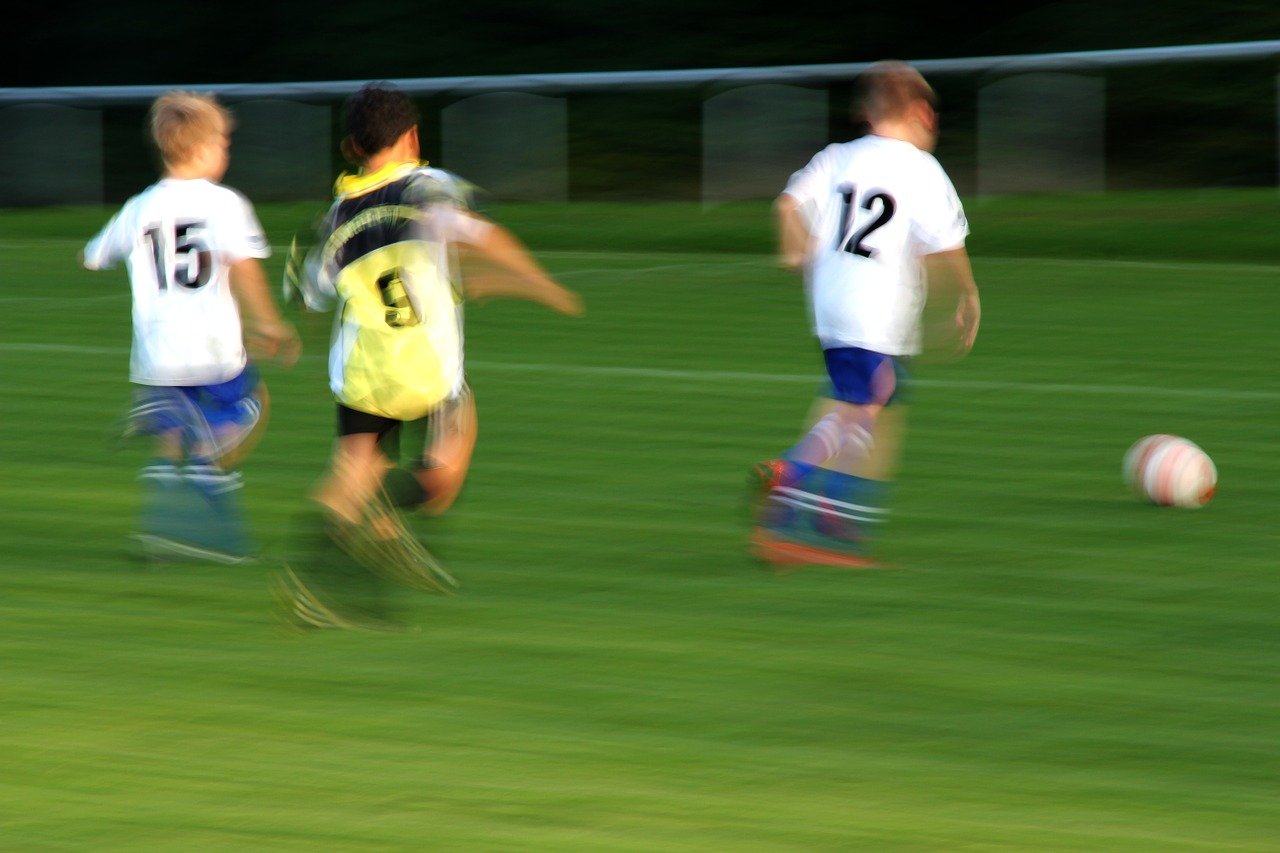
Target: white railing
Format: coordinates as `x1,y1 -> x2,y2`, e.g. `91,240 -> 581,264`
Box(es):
2,40 -> 1278,104
1,40 -> 1277,205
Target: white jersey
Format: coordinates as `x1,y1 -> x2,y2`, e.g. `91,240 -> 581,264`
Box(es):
83,178 -> 270,385
782,135 -> 969,356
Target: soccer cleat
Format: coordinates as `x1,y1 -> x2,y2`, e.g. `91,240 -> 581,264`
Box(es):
747,458 -> 798,526
750,527 -> 880,570
750,459 -> 793,494
131,533 -> 255,565
271,565 -> 413,633
326,497 -> 459,595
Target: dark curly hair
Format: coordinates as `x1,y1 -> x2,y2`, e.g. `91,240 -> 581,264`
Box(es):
342,82 -> 420,163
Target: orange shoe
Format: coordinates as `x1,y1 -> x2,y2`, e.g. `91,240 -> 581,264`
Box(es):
750,527 -> 880,570
747,459 -> 793,525
751,459 -> 792,491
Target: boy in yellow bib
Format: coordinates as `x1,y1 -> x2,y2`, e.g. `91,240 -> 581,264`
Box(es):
279,82 -> 582,628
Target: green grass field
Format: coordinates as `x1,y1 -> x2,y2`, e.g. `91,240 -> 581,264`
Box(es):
2,190 -> 1278,850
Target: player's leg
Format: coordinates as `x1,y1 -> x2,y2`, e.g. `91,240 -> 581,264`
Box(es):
283,414 -> 403,627
137,421 -> 184,500
753,421 -> 895,567
807,397 -> 905,543
176,367 -> 270,559
752,348 -> 893,500
423,383 -> 477,515
135,424 -> 199,561
752,349 -> 905,566
283,406 -> 457,629
313,424 -> 432,576
379,384 -> 477,516
212,373 -> 270,472
362,402 -> 465,593
120,383 -> 248,562
784,348 -> 895,477
314,426 -> 393,526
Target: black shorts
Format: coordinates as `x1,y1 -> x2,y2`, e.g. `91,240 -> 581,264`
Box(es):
337,404 -> 434,466
336,404 -> 400,440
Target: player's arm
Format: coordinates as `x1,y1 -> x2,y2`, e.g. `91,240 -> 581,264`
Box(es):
455,215 -> 584,317
774,192 -> 812,272
230,257 -> 302,365
282,236 -> 338,313
923,246 -> 981,354
82,210 -> 128,270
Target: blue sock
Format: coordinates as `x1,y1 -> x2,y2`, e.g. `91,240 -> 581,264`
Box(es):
178,463 -> 253,555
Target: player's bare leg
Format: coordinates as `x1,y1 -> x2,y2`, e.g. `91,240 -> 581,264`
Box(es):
755,355 -> 896,501
313,433 -> 389,526
419,386 -> 477,516
311,433 -> 458,596
752,393 -> 906,570
787,399 -> 880,470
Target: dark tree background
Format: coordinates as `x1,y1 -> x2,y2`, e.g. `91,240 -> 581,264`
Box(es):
9,2 -> 1280,201
10,1 -> 1280,86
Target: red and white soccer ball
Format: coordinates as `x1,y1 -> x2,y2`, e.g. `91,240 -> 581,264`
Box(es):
1123,434 -> 1217,508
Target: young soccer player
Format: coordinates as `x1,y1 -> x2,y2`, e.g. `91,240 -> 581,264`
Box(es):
750,60 -> 981,568
276,81 -> 583,630
83,90 -> 301,563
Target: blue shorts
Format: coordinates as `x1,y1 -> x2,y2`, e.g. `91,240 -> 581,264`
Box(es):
822,347 -> 908,406
136,365 -> 262,435
179,365 -> 262,430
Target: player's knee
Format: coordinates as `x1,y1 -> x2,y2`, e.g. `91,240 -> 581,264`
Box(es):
419,460 -> 469,516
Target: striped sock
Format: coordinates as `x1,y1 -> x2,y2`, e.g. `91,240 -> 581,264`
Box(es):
182,464 -> 244,495
138,459 -> 179,482
786,415 -> 874,468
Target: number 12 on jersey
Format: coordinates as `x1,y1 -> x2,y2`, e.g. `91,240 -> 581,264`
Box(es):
836,183 -> 896,258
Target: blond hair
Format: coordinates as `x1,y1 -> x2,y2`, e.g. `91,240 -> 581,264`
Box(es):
149,90 -> 233,168
855,60 -> 937,124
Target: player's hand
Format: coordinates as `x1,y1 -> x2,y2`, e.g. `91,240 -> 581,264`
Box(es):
547,286 -> 585,318
523,277 -> 584,317
954,291 -> 981,355
282,237 -> 303,305
249,320 -> 302,367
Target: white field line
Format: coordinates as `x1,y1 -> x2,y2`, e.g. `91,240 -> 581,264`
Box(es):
463,361 -> 1280,401
548,258 -> 768,278
15,237 -> 1279,270
3,341 -> 1278,402
534,250 -> 1280,274
0,293 -> 125,303
972,256 -> 1280,274
4,250 -> 1276,304
4,239 -> 1280,271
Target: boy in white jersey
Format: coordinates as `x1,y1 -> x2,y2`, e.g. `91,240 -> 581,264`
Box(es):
276,82 -> 582,629
83,91 -> 300,563
750,61 -> 981,568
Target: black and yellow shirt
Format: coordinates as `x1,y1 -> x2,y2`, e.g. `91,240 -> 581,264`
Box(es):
311,162 -> 485,420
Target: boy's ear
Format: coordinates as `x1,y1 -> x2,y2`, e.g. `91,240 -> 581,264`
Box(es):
340,136 -> 364,166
